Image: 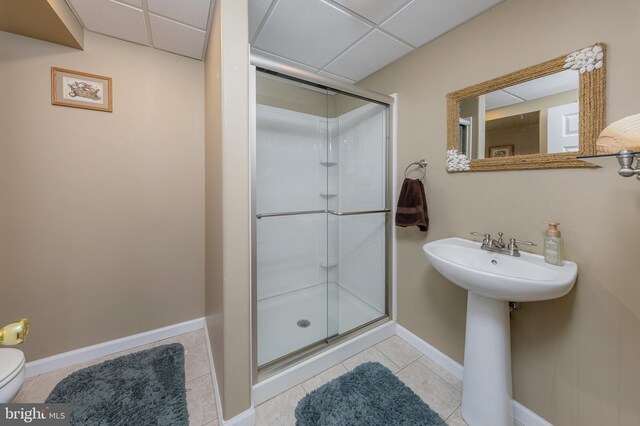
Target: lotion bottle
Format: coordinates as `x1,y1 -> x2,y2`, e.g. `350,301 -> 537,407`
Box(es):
543,222 -> 565,266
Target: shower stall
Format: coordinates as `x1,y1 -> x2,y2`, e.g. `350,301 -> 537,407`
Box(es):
251,65 -> 392,376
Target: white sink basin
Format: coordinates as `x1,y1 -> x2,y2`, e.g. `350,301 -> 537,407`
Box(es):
423,237 -> 577,302
422,237 -> 578,426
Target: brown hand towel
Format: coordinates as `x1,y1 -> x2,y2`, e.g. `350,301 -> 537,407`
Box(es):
395,178 -> 429,232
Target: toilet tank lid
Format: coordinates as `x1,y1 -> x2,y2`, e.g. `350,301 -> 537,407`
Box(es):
0,349 -> 25,382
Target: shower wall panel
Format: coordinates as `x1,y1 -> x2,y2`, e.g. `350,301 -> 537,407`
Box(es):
256,105 -> 328,300
337,103 -> 387,320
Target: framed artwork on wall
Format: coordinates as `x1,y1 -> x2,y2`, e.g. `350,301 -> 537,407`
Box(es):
489,145 -> 514,158
51,67 -> 112,112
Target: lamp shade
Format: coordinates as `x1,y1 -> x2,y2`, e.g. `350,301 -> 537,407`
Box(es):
596,113 -> 640,154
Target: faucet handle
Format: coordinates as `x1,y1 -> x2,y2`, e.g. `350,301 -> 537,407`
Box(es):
508,238 -> 537,251
470,232 -> 491,245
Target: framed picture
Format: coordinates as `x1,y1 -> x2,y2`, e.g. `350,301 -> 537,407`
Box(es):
51,67 -> 112,112
489,145 -> 514,158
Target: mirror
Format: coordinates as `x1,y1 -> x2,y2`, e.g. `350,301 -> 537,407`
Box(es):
447,43 -> 606,172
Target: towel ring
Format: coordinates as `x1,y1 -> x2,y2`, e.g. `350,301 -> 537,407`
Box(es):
404,159 -> 427,181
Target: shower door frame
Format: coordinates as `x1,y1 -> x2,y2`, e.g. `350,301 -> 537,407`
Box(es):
250,58 -> 395,384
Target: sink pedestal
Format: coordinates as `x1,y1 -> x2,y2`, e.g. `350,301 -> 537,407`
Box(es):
461,292 -> 514,426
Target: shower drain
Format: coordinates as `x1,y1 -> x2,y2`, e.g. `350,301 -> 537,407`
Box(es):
297,319 -> 311,328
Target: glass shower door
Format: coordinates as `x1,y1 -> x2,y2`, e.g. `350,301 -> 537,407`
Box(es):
328,93 -> 388,337
255,71 -> 389,370
255,72 -> 331,366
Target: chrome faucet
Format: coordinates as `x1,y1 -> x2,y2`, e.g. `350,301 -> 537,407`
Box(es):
470,232 -> 536,257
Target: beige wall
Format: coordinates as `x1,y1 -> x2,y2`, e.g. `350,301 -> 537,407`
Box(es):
256,73 -> 368,118
0,31 -> 205,361
459,96 -> 482,158
204,0 -> 251,420
485,111 -> 539,156
257,72 -> 328,117
360,0 -> 640,424
486,89 -> 579,153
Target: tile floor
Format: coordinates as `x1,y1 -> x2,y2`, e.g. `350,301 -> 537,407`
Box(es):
13,329 -> 219,426
14,332 -> 523,426
256,335 -> 471,425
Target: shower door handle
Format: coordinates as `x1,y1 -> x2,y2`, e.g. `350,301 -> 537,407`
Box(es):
328,209 -> 391,216
256,208 -> 391,219
256,209 -> 326,219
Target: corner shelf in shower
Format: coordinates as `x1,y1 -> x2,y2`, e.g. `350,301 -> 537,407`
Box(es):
320,193 -> 338,198
320,161 -> 338,167
320,259 -> 338,269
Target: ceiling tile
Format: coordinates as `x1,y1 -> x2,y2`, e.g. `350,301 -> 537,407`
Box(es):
332,0 -> 409,24
484,90 -> 523,110
249,0 -> 273,42
382,0 -> 503,47
318,70 -> 355,84
324,30 -> 412,81
115,0 -> 142,8
254,0 -> 372,69
69,0 -> 149,45
149,14 -> 206,59
504,70 -> 579,101
147,0 -> 211,30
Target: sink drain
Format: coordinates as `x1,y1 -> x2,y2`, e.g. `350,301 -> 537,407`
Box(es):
297,319 -> 311,328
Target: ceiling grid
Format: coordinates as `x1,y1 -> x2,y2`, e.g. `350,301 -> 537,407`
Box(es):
64,0 -> 504,78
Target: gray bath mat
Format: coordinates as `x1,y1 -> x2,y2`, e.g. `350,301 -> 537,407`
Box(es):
296,362 -> 446,426
46,343 -> 188,426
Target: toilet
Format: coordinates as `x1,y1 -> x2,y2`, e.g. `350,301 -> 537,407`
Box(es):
0,348 -> 26,403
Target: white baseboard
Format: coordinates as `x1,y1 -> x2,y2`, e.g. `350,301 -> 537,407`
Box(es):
396,324 -> 464,381
252,320 -> 396,406
26,318 -> 205,377
396,325 -> 552,426
513,401 -> 553,426
203,319 -> 256,426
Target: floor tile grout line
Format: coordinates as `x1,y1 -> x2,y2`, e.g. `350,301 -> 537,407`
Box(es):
416,355 -> 463,389
374,337 -> 422,369
392,357 -> 421,377
257,384 -> 306,407
19,376 -> 38,398
185,371 -> 215,386
395,359 -> 462,421
370,345 -> 402,371
444,403 -> 462,422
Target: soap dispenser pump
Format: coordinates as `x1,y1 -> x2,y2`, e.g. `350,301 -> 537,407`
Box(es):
543,222 -> 564,266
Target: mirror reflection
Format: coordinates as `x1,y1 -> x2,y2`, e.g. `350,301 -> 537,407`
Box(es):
458,70 -> 579,159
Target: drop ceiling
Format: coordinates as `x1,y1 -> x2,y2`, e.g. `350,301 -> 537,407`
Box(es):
63,0 -> 504,78
485,70 -> 579,110
251,0 -> 505,83
65,0 -> 212,60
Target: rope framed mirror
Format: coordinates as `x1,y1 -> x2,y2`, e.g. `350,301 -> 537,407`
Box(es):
446,43 -> 606,172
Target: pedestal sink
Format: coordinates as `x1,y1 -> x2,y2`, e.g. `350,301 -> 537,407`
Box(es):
423,237 -> 578,426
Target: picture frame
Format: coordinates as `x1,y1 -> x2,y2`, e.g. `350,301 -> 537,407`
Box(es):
51,67 -> 112,112
489,145 -> 514,158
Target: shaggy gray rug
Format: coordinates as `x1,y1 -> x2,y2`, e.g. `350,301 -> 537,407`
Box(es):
295,362 -> 446,426
46,343 -> 188,426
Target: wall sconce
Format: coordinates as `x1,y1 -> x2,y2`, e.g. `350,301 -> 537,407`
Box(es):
580,113 -> 640,181
616,150 -> 640,180
0,318 -> 30,346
